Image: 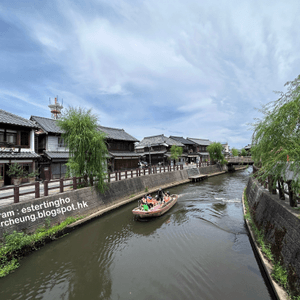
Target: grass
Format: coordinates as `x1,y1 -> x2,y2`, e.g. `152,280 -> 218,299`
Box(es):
243,189 -> 298,298
272,262 -> 288,288
0,216 -> 82,278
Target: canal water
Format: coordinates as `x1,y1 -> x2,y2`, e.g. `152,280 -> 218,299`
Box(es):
0,168 -> 272,300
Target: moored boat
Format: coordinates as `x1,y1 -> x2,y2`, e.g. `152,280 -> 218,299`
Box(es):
132,194 -> 178,219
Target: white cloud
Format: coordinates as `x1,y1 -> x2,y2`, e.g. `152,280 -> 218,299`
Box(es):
1,0 -> 300,148
0,90 -> 47,110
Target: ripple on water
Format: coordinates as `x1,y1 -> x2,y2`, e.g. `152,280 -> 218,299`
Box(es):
0,167 -> 271,300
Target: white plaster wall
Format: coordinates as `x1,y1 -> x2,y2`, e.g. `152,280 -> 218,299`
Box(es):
47,135 -> 68,151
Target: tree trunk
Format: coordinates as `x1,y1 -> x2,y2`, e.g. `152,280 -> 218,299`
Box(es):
268,175 -> 277,195
278,179 -> 285,200
287,181 -> 297,207
268,176 -> 272,193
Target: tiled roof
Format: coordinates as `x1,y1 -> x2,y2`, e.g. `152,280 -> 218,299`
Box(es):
30,116 -> 64,134
187,138 -> 212,146
136,135 -> 184,149
109,151 -> 141,158
0,109 -> 38,128
44,151 -> 69,159
140,150 -> 167,155
0,150 -> 40,159
169,136 -> 195,145
198,152 -> 210,156
98,126 -> 139,142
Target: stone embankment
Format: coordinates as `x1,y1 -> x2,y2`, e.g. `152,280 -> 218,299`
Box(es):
0,164 -> 232,240
245,177 -> 300,299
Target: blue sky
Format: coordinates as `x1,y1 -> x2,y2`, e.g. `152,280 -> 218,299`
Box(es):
1,0 -> 300,149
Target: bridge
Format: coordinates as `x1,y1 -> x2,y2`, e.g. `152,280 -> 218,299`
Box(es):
226,157 -> 253,171
227,157 -> 253,165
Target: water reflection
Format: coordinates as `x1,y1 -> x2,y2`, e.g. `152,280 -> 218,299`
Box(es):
212,202 -> 227,212
0,168 -> 272,300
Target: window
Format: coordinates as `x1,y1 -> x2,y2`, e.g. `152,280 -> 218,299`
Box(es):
58,137 -> 67,147
6,130 -> 17,144
21,132 -> 29,146
0,129 -> 4,142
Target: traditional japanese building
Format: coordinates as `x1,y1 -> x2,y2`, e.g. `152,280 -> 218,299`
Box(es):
98,126 -> 140,171
186,138 -> 212,162
30,116 -> 68,180
222,142 -> 230,156
0,109 -> 40,185
135,134 -> 184,166
169,136 -> 198,164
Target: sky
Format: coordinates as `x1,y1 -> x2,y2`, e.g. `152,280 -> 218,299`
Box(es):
1,0 -> 300,149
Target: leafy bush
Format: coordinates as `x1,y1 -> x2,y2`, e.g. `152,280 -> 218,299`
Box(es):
0,216 -> 82,277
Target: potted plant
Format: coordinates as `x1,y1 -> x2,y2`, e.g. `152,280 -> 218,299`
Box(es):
0,175 -> 3,188
6,163 -> 24,185
27,170 -> 39,183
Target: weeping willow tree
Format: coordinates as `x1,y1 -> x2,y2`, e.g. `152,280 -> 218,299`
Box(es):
251,75 -> 300,204
57,107 -> 108,192
207,142 -> 226,164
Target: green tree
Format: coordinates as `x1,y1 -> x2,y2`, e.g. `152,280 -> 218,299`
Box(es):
251,75 -> 300,203
207,142 -> 226,164
240,148 -> 247,156
169,145 -> 183,162
231,148 -> 239,157
57,107 -> 108,192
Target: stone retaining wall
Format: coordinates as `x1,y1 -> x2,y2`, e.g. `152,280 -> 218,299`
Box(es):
0,165 -> 223,240
0,169 -> 189,239
245,177 -> 300,294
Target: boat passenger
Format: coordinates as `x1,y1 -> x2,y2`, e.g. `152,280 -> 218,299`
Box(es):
141,195 -> 147,205
146,197 -> 154,208
157,188 -> 164,201
163,191 -> 171,203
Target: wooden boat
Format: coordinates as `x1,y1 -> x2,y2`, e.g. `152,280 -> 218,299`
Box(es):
132,194 -> 178,219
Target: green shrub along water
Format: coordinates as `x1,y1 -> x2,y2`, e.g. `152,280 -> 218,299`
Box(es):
243,189 -> 300,300
0,216 -> 82,278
